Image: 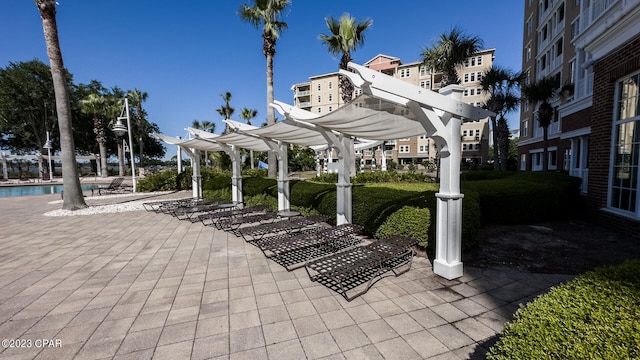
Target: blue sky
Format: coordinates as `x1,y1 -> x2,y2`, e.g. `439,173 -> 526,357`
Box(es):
1,1 -> 524,156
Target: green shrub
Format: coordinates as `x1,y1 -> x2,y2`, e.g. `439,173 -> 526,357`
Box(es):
203,188 -> 232,202
464,172 -> 582,224
243,177 -> 276,197
242,168 -> 267,177
245,193 -> 277,211
488,260 -> 640,360
202,170 -> 231,191
137,169 -> 190,192
290,181 -> 336,208
374,206 -> 431,247
309,172 -> 338,183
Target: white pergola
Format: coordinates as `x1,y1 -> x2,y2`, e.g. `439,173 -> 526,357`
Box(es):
153,62 -> 493,279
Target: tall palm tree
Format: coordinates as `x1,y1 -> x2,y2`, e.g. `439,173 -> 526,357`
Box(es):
191,120 -> 215,167
521,76 -> 559,171
319,13 -> 373,104
240,107 -> 258,168
480,66 -> 525,170
34,0 -> 86,209
127,89 -> 148,168
239,0 -> 291,178
79,93 -> 109,177
421,26 -> 484,86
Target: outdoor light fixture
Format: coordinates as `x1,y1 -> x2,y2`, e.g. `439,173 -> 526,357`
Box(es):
43,131 -> 53,181
111,98 -> 136,192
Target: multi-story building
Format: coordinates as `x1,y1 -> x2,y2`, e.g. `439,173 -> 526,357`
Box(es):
519,0 -> 640,238
291,49 -> 495,168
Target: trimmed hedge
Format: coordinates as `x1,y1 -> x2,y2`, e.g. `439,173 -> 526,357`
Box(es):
137,169 -> 191,192
488,260 -> 640,359
375,206 -> 431,247
243,177 -> 276,197
289,181 -> 335,209
463,171 -> 582,224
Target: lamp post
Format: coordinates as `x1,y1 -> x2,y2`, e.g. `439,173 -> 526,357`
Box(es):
112,98 -> 136,192
43,131 -> 53,181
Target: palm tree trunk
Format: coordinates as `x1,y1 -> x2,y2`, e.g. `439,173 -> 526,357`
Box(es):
266,52 -> 277,178
99,141 -> 108,177
37,1 -> 86,209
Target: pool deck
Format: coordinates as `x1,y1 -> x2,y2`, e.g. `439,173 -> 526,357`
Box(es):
0,191 -> 574,359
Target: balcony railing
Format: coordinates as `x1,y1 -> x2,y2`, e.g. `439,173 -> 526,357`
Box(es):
295,90 -> 310,97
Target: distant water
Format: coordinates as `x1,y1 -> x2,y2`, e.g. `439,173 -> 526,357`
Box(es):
0,184 -> 97,197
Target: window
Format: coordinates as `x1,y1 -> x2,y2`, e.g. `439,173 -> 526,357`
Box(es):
420,80 -> 428,88
477,56 -> 482,66
328,82 -> 332,89
317,84 -> 321,91
317,96 -> 321,103
558,2 -> 565,21
464,59 -> 470,67
420,66 -> 428,76
523,119 -> 529,137
328,94 -> 333,102
471,57 -> 476,66
463,130 -> 468,136
399,145 -> 410,153
419,145 -> 428,153
470,73 -> 475,82
526,43 -> 532,61
470,89 -> 475,96
462,144 -> 468,150
464,89 -> 469,96
556,38 -> 563,56
571,18 -> 580,39
464,74 -> 469,83
541,54 -> 547,70
542,24 -> 548,41
400,68 -> 410,78
477,72 -> 483,81
328,106 -> 332,112
527,16 -> 533,36
521,154 -> 527,170
317,107 -> 321,113
610,72 -> 640,215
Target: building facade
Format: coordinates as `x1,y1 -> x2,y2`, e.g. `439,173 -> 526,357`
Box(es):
291,50 -> 495,168
519,0 -> 640,237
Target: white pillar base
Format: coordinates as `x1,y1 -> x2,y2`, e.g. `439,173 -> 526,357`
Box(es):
433,259 -> 463,280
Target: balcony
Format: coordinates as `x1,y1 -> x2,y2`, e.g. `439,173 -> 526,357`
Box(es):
295,90 -> 310,97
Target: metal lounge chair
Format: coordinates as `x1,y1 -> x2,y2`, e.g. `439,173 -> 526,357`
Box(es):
304,235 -> 419,301
218,212 -> 278,233
258,223 -> 364,271
198,205 -> 270,228
143,198 -> 197,212
96,177 -> 127,195
237,214 -> 327,242
169,201 -> 229,222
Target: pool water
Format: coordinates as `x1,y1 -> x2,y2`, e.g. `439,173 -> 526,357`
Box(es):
0,184 -> 97,197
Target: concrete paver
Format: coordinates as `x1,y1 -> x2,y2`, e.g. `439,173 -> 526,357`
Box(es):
0,191 -> 574,359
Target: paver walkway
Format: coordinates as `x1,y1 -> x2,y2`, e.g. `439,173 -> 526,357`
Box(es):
0,191 -> 573,359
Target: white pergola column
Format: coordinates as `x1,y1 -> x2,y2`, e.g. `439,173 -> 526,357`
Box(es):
276,142 -> 290,212
431,85 -> 465,279
190,148 -> 202,199
336,135 -> 353,225
316,151 -> 321,176
229,145 -> 243,206
381,142 -> 387,171
177,137 -> 183,174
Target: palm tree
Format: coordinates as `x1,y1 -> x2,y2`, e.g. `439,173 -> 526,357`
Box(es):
240,108 -> 258,168
127,89 -> 148,168
191,120 -> 215,167
34,0 -> 86,209
421,26 -> 484,86
319,13 -> 373,103
521,76 -> 559,171
480,66 -> 525,170
216,91 -> 235,134
239,0 -> 291,178
79,93 -> 109,177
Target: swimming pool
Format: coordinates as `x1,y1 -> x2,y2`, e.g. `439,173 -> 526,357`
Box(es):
0,184 -> 97,197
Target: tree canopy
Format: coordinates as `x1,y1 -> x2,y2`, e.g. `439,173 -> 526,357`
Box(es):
0,60 -> 165,161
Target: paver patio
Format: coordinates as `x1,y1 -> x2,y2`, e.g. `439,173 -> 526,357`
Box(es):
0,190 -> 573,359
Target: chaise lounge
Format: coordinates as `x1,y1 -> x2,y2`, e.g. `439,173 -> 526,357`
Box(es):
305,235 -> 419,301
